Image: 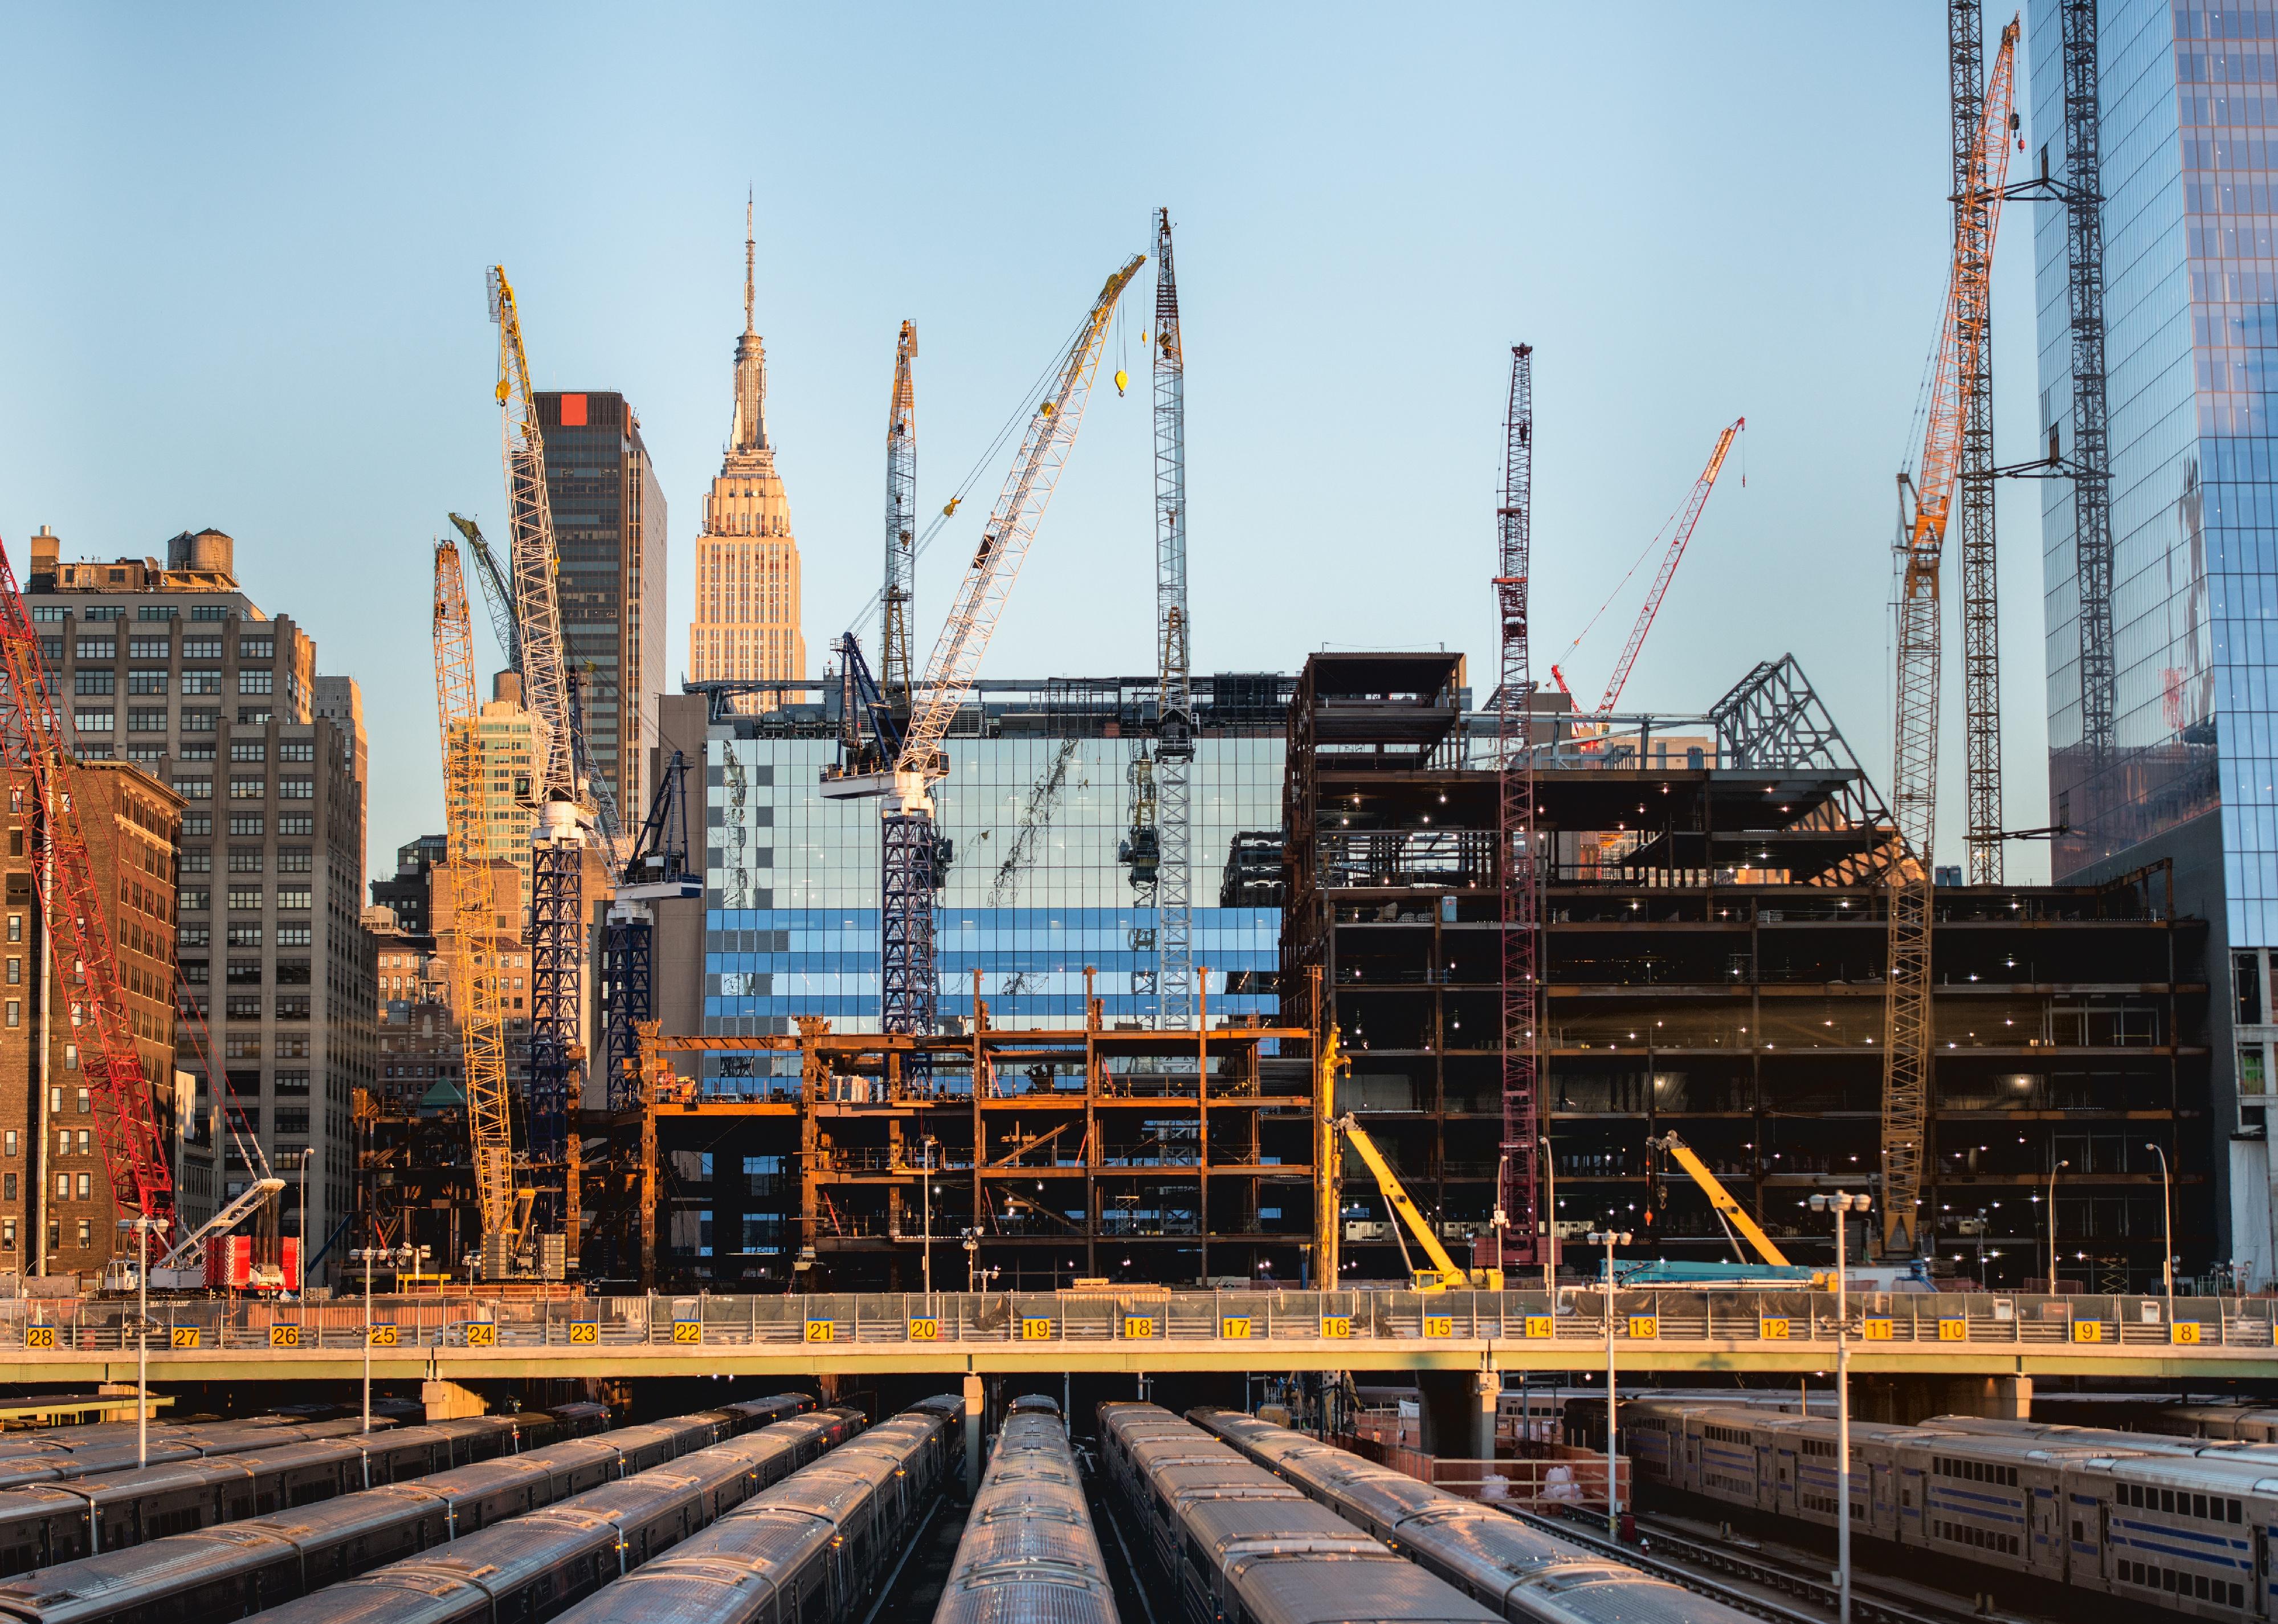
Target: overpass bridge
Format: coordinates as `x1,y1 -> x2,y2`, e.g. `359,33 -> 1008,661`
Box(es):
7,1288 -> 2278,1385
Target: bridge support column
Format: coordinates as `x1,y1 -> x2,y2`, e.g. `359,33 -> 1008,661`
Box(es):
1853,1373 -> 2031,1425
963,1372 -> 983,1497
1472,1370 -> 1499,1461
422,1379 -> 485,1421
1415,1370 -> 1487,1458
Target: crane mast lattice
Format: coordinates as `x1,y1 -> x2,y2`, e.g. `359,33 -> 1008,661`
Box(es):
883,322 -> 918,717
875,255 -> 1146,1036
432,538 -> 517,1249
1956,1 -> 2005,885
1153,209 -> 1195,1031
1496,345 -> 1540,1270
0,535 -> 173,1237
1882,21 -> 2018,1255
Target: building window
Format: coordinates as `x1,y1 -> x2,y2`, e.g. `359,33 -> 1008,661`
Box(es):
181,671 -> 222,694
75,1219 -> 89,1250
76,1091 -> 87,1116
6,958 -> 18,985
228,778 -> 264,799
279,815 -> 313,836
5,916 -> 17,944
128,709 -> 166,732
28,606 -> 64,623
2,1219 -> 13,1251
226,925 -> 263,948
3,1130 -> 14,1156
279,778 -> 313,799
179,888 -> 210,912
128,671 -> 168,694
276,888 -> 312,911
173,780 -> 213,801
74,1173 -> 89,1200
230,741 -> 266,763
230,815 -> 264,837
179,926 -> 210,948
190,607 -> 230,622
276,925 -> 312,947
135,606 -> 176,621
240,638 -> 275,660
238,671 -> 273,695
278,741 -> 314,762
274,1108 -> 309,1136
73,639 -> 115,660
182,814 -> 211,837
181,850 -> 211,874
226,887 -> 262,911
224,1035 -> 260,1060
239,708 -> 272,727
128,639 -> 170,660
181,709 -> 218,733
224,995 -> 260,1020
5,1002 -> 17,1030
72,711 -> 113,733
227,848 -> 263,874
183,638 -> 223,659
274,1070 -> 309,1095
277,848 -> 311,873
73,671 -> 113,695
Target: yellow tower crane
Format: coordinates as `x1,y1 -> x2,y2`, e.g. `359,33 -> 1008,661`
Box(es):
432,537 -> 519,1257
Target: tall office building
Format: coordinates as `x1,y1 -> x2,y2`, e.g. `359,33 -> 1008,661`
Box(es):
25,526 -> 375,1278
443,672 -> 549,906
2028,0 -> 2278,1276
533,389 -> 666,821
688,210 -> 806,688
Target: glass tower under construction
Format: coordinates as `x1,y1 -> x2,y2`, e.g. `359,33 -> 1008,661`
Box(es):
2030,0 -> 2278,1275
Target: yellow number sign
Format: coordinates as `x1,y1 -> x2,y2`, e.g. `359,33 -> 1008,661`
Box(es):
1123,1316 -> 1157,1339
1937,1319 -> 1968,1342
1220,1317 -> 1252,1340
1524,1315 -> 1554,1339
568,1322 -> 598,1345
672,1321 -> 703,1345
270,1324 -> 302,1349
24,1326 -> 54,1349
803,1320 -> 835,1343
2173,1321 -> 2204,1346
1627,1316 -> 1659,1340
464,1323 -> 496,1347
1760,1317 -> 1790,1340
2071,1320 -> 2104,1344
1322,1316 -> 1353,1339
1861,1318 -> 1893,1341
1020,1318 -> 1055,1341
170,1327 -> 201,1350
908,1318 -> 940,1341
368,1324 -> 399,1347
1422,1315 -> 1454,1339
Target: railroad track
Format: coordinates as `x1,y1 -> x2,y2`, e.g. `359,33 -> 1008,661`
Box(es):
1505,1505 -> 1994,1624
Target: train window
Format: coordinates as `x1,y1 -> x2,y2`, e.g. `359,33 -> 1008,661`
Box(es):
2231,1499 -> 2244,1522
2193,1494 -> 2207,1519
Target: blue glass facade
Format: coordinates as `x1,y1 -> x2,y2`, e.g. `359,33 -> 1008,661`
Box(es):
2032,0 -> 2278,1274
699,725 -> 1284,1077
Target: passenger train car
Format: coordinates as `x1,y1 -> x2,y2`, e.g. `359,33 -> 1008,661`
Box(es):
934,1396 -> 1117,1623
0,1397 -> 820,1624
0,1417 -> 435,1494
0,1417 -> 542,1574
1100,1402 -> 1505,1624
1623,1397 -> 2278,1620
541,1395 -> 965,1624
1190,1407 -> 1755,1624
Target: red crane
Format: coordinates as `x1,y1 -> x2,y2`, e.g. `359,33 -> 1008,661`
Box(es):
1495,344 -> 1540,1273
0,534 -> 173,1235
1561,417 -> 1742,721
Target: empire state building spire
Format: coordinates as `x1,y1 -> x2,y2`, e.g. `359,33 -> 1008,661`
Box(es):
730,193 -> 769,456
692,194 -> 803,687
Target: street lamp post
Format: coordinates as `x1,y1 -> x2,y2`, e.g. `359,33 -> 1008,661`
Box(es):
1810,1190 -> 1872,1624
1538,1135 -> 1557,1295
116,1215 -> 167,1467
921,1137 -> 937,1297
351,1244 -> 421,1434
295,1148 -> 315,1299
2047,1158 -> 2070,1291
2146,1141 -> 2174,1317
1586,1227 -> 1631,1539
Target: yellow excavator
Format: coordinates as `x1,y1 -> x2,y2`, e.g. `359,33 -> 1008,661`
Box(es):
1334,1113 -> 1503,1292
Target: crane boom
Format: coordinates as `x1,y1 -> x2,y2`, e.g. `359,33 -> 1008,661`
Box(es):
447,513 -> 522,676
0,535 -> 174,1234
1883,19 -> 2018,1256
487,268 -> 574,799
1495,345 -> 1541,1273
1647,1132 -> 1791,1267
432,538 -> 516,1247
1593,417 -> 1742,717
1333,1114 -> 1469,1290
896,255 -> 1145,780
882,322 -> 918,715
1152,210 -> 1195,1030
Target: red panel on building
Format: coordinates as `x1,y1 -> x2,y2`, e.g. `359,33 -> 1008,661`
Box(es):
560,393 -> 588,427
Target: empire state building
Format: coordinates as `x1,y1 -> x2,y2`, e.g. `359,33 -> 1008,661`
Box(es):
690,207 -> 805,685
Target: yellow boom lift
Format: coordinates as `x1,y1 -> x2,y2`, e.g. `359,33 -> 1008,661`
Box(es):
1644,1131 -> 1791,1267
1334,1108 -> 1503,1292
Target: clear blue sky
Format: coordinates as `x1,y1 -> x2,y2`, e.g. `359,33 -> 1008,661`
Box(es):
0,5 -> 2051,883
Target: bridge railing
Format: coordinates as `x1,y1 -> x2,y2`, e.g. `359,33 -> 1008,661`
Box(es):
0,1288 -> 2267,1352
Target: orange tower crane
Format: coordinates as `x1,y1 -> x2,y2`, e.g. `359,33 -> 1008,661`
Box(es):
0,534 -> 173,1236
1881,18 -> 2019,1256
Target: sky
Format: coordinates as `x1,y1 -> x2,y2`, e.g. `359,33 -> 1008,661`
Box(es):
0,5 -> 2054,884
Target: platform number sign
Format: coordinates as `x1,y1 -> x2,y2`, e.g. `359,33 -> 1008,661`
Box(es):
170,1327 -> 201,1350
672,1320 -> 703,1345
1122,1316 -> 1157,1340
1759,1317 -> 1790,1341
1422,1315 -> 1454,1339
23,1326 -> 54,1350
568,1322 -> 598,1345
908,1318 -> 940,1341
270,1324 -> 302,1349
2070,1320 -> 2105,1344
1861,1317 -> 1894,1341
1322,1316 -> 1354,1340
1020,1317 -> 1055,1341
802,1319 -> 834,1344
464,1323 -> 496,1348
1937,1318 -> 1968,1342
1627,1316 -> 1659,1340
1524,1315 -> 1554,1340
368,1324 -> 399,1348
1220,1317 -> 1252,1340
2173,1321 -> 2204,1346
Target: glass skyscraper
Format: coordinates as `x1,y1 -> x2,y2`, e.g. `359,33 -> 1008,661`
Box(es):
2032,0 -> 2278,1276
696,676 -> 1289,1086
